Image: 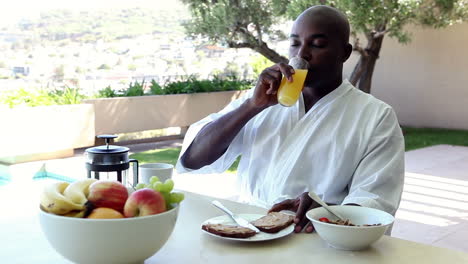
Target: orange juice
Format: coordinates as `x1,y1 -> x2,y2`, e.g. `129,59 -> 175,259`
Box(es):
277,69 -> 308,107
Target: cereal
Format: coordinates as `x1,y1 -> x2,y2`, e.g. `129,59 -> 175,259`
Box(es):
318,217 -> 381,227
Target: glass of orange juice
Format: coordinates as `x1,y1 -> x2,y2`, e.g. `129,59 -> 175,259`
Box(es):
277,69 -> 308,107
277,57 -> 309,107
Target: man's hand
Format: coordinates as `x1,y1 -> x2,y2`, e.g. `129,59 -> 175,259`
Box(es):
249,63 -> 295,109
269,192 -> 320,233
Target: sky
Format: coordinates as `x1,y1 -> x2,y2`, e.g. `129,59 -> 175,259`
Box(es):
0,0 -> 186,26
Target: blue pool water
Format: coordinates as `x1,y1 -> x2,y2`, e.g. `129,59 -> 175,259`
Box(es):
0,178 -> 10,186
0,169 -> 75,186
32,170 -> 76,182
0,170 -> 10,186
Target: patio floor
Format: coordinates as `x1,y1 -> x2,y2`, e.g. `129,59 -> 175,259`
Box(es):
1,142 -> 467,253
391,145 -> 468,253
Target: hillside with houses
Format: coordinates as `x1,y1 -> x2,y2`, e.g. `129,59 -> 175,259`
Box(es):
0,5 -> 279,98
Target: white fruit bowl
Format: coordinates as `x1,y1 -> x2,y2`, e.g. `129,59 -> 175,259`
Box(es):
306,206 -> 394,251
39,205 -> 179,264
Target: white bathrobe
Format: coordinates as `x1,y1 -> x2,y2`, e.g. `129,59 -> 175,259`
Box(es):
176,80 -> 405,216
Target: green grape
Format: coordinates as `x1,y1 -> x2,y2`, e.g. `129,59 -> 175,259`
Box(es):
149,176 -> 160,185
151,181 -> 164,192
157,181 -> 170,193
135,183 -> 147,190
161,179 -> 174,193
161,192 -> 171,208
169,192 -> 185,204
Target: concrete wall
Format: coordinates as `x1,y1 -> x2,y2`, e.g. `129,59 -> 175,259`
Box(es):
0,91 -> 248,164
83,90 -> 248,135
0,104 -> 95,164
343,23 -> 468,130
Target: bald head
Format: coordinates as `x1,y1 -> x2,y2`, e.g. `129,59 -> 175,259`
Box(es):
288,5 -> 353,88
294,5 -> 350,45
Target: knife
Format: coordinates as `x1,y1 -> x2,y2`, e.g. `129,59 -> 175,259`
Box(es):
212,200 -> 260,233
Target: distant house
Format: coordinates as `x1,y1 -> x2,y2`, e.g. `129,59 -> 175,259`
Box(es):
12,66 -> 30,77
0,33 -> 26,43
197,45 -> 226,58
160,44 -> 171,50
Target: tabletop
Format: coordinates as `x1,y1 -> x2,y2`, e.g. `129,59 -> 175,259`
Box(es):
2,189 -> 468,264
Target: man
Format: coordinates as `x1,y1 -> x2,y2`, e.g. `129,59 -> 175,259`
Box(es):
176,5 -> 404,233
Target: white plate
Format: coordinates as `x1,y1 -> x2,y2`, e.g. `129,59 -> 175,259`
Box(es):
201,213 -> 295,242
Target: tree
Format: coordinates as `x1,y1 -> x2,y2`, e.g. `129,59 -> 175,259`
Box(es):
98,64 -> 112,70
286,0 -> 468,93
250,54 -> 273,77
181,0 -> 290,63
183,0 -> 468,93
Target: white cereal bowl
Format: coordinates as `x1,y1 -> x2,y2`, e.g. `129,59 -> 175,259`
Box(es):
306,206 -> 394,251
39,205 -> 179,264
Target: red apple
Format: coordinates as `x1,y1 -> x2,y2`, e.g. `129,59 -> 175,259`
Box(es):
124,188 -> 166,217
87,180 -> 128,212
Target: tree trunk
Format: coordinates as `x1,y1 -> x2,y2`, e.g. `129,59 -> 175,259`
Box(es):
228,41 -> 288,64
349,57 -> 364,85
349,34 -> 385,94
254,42 -> 288,64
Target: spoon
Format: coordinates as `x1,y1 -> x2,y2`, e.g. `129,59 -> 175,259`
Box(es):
308,191 -> 346,221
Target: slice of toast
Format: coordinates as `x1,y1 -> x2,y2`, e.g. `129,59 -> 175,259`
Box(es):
202,223 -> 257,238
251,212 -> 294,233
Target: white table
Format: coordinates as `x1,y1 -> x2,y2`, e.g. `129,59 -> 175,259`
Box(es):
2,190 -> 468,264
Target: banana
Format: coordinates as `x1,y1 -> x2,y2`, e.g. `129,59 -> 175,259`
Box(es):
63,210 -> 86,218
40,182 -> 84,215
63,178 -> 97,205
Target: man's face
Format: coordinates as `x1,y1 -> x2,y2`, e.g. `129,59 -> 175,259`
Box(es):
289,16 -> 348,86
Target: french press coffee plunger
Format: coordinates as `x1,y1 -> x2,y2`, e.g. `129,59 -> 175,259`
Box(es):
85,134 -> 139,187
